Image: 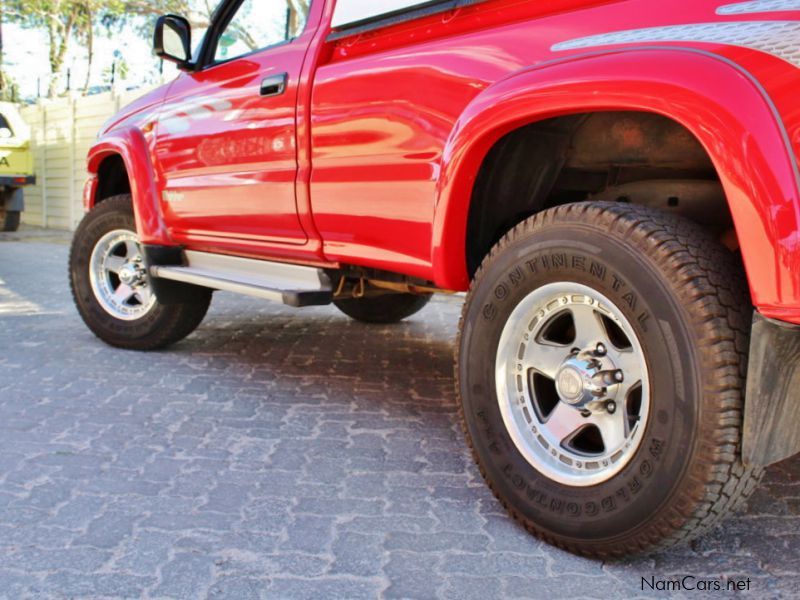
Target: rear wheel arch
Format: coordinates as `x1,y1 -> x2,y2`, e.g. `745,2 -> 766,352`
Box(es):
432,48 -> 799,310
463,111 -> 732,277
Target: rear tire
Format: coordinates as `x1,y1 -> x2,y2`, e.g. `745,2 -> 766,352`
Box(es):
69,195 -> 212,351
334,293 -> 432,324
1,208 -> 20,232
457,202 -> 762,557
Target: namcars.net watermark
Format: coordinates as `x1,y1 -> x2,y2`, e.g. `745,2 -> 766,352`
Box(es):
642,576 -> 752,593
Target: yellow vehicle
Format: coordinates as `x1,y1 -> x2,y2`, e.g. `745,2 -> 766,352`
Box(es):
0,102 -> 35,232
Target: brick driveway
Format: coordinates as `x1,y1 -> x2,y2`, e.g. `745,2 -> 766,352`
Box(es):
1,228 -> 799,599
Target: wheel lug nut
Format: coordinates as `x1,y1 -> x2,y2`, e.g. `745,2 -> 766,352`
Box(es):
606,400 -> 617,414
595,343 -> 607,356
614,370 -> 624,383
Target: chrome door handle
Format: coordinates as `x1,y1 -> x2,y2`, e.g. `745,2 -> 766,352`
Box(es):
260,73 -> 288,97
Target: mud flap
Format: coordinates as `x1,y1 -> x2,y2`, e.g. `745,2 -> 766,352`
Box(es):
743,313 -> 800,466
142,244 -> 204,305
4,188 -> 24,211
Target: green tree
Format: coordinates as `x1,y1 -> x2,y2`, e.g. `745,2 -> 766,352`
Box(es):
3,0 -> 198,98
4,0 -> 92,97
0,1 -> 8,100
4,0 -> 300,99
101,53 -> 128,86
121,0 -> 213,30
77,0 -> 105,93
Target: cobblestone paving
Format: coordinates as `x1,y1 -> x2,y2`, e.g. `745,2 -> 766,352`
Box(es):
1,228 -> 799,599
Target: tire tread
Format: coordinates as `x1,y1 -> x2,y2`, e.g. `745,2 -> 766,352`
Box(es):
456,201 -> 764,558
69,195 -> 211,351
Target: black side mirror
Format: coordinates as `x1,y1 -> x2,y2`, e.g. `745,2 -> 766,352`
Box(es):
154,15 -> 193,69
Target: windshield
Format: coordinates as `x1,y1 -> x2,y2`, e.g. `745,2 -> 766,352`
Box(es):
0,114 -> 14,139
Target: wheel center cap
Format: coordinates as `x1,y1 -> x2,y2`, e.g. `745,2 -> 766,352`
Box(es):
556,366 -> 585,404
555,352 -> 620,408
119,264 -> 140,286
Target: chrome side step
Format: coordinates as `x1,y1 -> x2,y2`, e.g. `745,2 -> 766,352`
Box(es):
150,251 -> 333,307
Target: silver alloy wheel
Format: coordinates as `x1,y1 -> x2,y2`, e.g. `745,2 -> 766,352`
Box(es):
495,282 -> 650,487
88,229 -> 156,321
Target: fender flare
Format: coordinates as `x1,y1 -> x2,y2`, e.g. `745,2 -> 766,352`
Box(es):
431,47 -> 800,314
86,127 -> 171,246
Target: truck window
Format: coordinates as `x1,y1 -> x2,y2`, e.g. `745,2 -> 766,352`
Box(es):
212,0 -> 310,63
331,0 -> 431,28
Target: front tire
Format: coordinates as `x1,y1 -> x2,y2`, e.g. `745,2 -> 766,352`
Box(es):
457,202 -> 762,557
69,195 -> 212,351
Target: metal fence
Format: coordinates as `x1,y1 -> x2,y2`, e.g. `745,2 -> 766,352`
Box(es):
19,88 -> 152,231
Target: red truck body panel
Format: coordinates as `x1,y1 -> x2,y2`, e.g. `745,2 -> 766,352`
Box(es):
86,0 -> 800,322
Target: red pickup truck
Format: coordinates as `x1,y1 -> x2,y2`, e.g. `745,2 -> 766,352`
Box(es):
69,0 -> 800,556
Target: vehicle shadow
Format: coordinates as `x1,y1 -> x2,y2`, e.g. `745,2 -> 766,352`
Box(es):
170,299 -> 462,417
180,300 -> 800,556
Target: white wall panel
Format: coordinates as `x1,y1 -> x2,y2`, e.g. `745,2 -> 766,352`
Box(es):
18,87 -> 155,230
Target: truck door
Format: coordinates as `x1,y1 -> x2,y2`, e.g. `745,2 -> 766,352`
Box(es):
154,0 -> 317,252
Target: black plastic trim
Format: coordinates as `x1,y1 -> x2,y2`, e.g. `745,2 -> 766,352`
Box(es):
282,290 -> 334,308
154,14 -> 193,69
743,312 -> 800,466
143,244 -> 186,267
327,0 -> 489,41
143,245 -> 213,305
0,175 -> 35,187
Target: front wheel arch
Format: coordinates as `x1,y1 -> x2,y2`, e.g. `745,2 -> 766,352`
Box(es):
88,130 -> 171,246
95,154 -> 132,205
